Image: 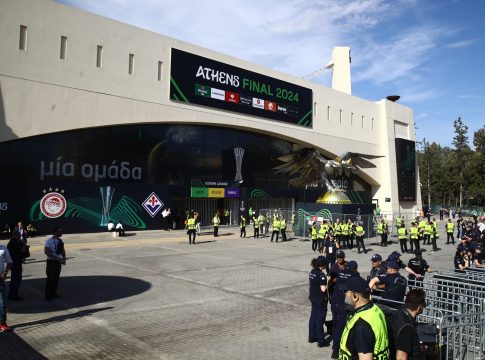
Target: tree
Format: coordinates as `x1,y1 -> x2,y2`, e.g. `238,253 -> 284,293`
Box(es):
417,139 -> 449,207
473,125 -> 485,154
467,125 -> 485,205
451,117 -> 472,207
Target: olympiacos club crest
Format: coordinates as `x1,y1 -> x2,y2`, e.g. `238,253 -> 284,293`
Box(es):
40,190 -> 67,218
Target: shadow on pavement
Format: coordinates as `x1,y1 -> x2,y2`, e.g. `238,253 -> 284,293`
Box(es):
0,331 -> 47,360
193,240 -> 217,245
9,275 -> 151,314
12,307 -> 113,330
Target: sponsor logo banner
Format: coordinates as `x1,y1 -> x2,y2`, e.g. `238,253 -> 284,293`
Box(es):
195,84 -> 211,97
225,188 -> 240,198
277,104 -> 287,114
170,48 -> 313,127
252,98 -> 264,109
265,100 -> 276,112
239,95 -> 252,106
211,88 -> 225,101
142,192 -> 164,218
208,188 -> 225,198
191,187 -> 209,198
225,91 -> 240,103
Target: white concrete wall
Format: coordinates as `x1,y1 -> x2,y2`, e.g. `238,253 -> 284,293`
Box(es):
0,0 -> 421,214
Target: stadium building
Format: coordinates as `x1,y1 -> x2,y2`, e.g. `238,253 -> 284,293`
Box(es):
0,0 -> 421,233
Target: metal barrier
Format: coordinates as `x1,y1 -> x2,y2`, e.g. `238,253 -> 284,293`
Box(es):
417,311 -> 485,360
406,270 -> 485,360
284,209 -> 374,241
254,208 -> 296,238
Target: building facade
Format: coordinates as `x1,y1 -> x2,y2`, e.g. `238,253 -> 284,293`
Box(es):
0,0 -> 421,233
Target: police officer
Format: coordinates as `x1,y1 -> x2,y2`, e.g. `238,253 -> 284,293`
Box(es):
423,221 -> 432,246
329,250 -> 353,359
397,224 -> 408,254
258,212 -> 265,235
471,246 -> 485,268
409,221 -> 420,253
264,212 -> 270,234
454,249 -> 470,269
367,254 -> 384,280
334,219 -> 342,248
187,214 -> 196,245
369,260 -> 407,308
212,212 -> 220,237
341,220 -> 349,249
271,216 -> 280,243
446,218 -> 455,244
323,234 -> 339,267
347,219 -> 355,249
317,222 -> 326,253
383,251 -> 422,279
280,217 -> 287,242
252,215 -> 259,238
240,215 -> 246,238
338,277 -> 390,360
354,222 -> 366,254
430,220 -> 439,253
378,219 -> 388,247
310,222 -> 318,252
418,218 -> 427,243
407,249 -> 430,288
308,256 -> 329,348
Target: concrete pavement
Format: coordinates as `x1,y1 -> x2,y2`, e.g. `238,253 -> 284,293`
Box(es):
0,221 -> 458,359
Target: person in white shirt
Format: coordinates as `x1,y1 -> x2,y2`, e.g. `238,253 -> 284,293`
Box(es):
115,222 -> 125,236
107,220 -> 115,232
162,208 -> 171,231
0,244 -> 12,331
44,227 -> 66,301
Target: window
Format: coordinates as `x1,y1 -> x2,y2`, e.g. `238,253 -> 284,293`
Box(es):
96,45 -> 103,68
351,112 -> 354,126
60,36 -> 67,60
361,115 -> 365,128
313,102 -> 317,116
129,53 -> 134,75
157,61 -> 163,81
19,25 -> 27,51
327,106 -> 330,121
372,117 -> 374,130
339,110 -> 342,124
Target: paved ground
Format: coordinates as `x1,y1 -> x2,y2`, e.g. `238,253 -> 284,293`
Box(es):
0,221 -> 457,359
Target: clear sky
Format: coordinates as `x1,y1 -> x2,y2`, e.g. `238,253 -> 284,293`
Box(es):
57,0 -> 484,149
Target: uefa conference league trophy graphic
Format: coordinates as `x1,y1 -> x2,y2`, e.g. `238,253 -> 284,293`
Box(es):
100,186 -> 114,226
233,147 -> 245,183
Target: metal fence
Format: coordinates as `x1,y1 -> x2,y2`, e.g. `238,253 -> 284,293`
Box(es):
403,268 -> 485,360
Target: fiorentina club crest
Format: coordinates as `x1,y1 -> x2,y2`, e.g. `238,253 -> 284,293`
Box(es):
142,192 -> 164,218
40,188 -> 67,218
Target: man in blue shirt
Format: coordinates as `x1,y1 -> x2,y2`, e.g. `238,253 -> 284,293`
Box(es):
369,261 -> 407,308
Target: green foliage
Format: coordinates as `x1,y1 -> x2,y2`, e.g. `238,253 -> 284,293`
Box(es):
417,118 -> 485,206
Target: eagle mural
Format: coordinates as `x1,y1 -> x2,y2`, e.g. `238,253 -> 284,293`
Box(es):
274,145 -> 382,202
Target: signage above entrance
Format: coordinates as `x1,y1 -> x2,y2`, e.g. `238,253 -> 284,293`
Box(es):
170,49 -> 313,128
190,178 -> 240,199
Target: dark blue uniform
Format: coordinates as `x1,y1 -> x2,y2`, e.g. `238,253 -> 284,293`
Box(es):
324,239 -> 338,266
407,257 -> 429,288
329,262 -> 354,354
379,273 -> 407,307
454,255 -> 466,269
308,268 -> 328,346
